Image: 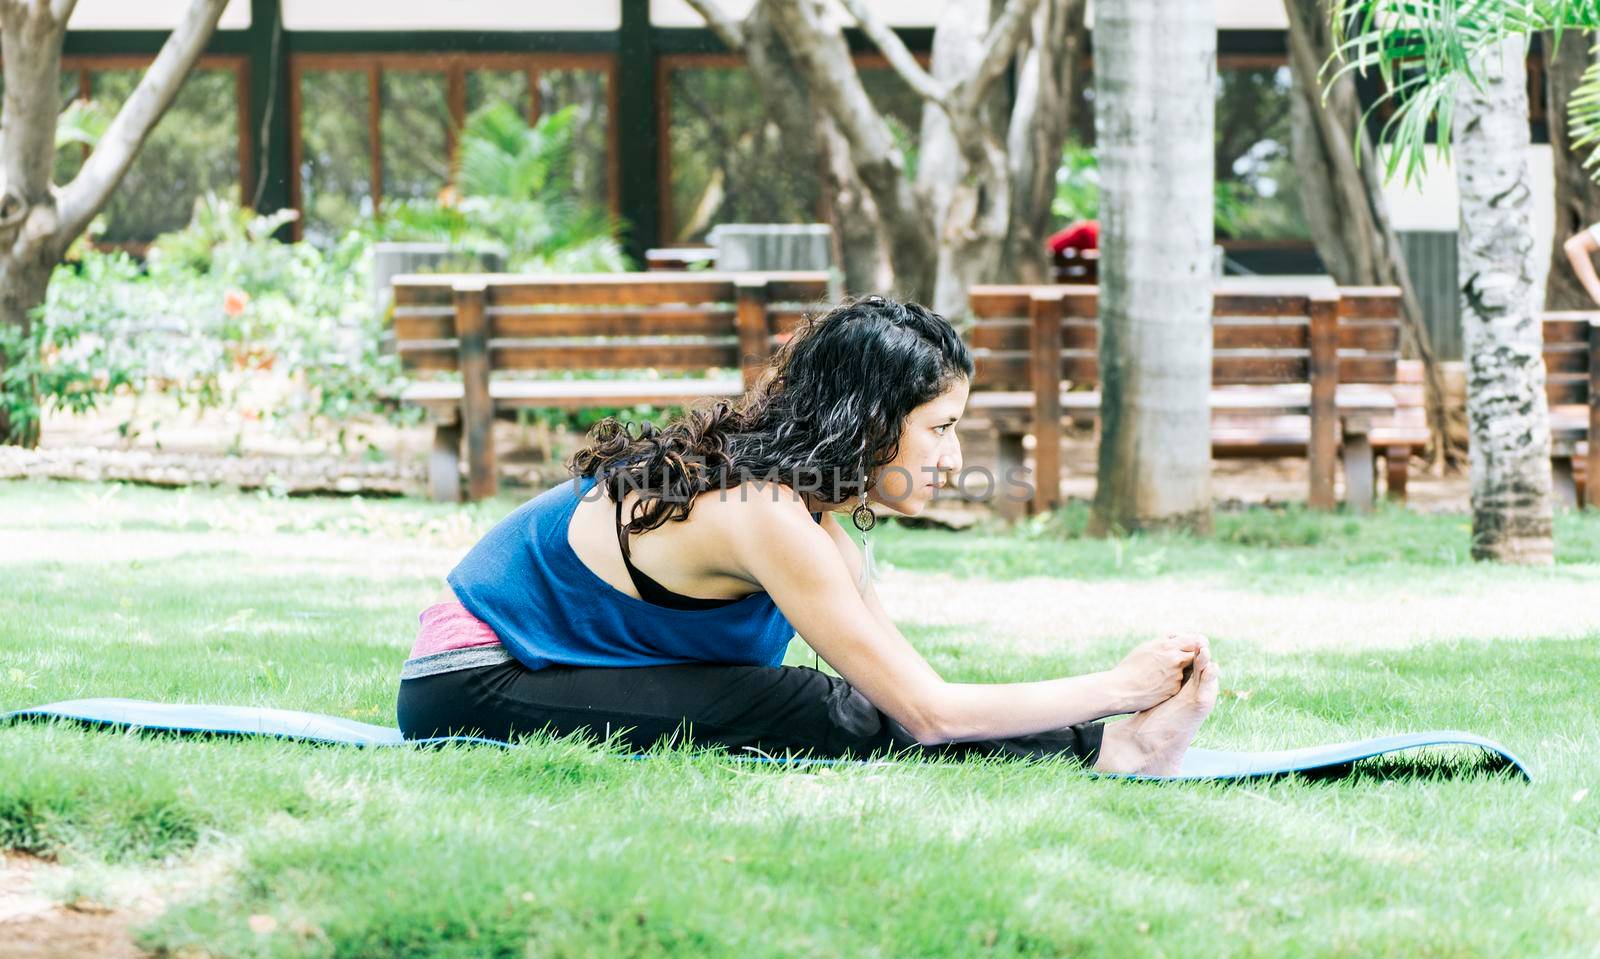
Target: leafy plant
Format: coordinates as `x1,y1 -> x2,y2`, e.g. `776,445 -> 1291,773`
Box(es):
355,103 -> 626,273
3,194 -> 417,448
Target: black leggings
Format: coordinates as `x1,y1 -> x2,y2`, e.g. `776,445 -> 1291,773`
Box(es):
396,658 -> 1105,765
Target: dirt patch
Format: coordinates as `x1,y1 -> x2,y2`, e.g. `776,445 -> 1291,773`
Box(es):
26,394 -> 1476,510
873,566 -> 1600,655
0,853 -> 144,959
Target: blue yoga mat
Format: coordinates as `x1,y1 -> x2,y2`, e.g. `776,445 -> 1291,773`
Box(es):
3,698 -> 1533,782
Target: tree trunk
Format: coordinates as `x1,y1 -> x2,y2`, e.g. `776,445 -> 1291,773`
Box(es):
1283,0 -> 1457,468
1543,31 -> 1600,310
0,255 -> 54,446
919,0 -> 1012,321
817,120 -> 892,294
762,0 -> 939,303
0,0 -> 227,447
739,4 -> 886,294
0,6 -> 68,447
1453,36 -> 1555,564
1005,0 -> 1088,285
1089,0 -> 1215,535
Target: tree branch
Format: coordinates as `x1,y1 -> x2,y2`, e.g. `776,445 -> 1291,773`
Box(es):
49,0 -> 78,24
682,0 -> 748,51
761,0 -> 937,294
53,0 -> 227,251
838,0 -> 950,106
959,0 -> 1046,112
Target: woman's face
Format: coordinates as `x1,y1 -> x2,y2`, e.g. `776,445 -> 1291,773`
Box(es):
873,376 -> 969,516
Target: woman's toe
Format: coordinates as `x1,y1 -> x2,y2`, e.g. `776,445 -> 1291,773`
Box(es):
1196,662 -> 1220,709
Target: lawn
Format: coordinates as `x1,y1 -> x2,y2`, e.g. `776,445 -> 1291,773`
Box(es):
3,478 -> 1599,957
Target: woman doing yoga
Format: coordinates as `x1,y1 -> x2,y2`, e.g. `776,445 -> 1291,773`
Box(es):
396,295 -> 1220,774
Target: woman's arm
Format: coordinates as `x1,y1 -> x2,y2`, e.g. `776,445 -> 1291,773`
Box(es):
1562,228 -> 1600,307
729,496 -> 1196,745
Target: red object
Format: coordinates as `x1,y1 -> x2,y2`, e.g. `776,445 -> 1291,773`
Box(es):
1047,220 -> 1099,255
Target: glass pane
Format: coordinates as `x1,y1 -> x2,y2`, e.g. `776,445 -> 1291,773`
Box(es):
666,66 -> 820,244
299,69 -> 373,247
467,69 -> 529,118
89,68 -> 241,244
538,68 -> 611,216
380,70 -> 449,202
54,71 -> 86,186
1214,64 -> 1308,241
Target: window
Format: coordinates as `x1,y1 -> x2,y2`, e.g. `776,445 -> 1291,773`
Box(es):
290,54 -> 617,246
662,57 -> 925,244
298,68 -> 373,247
1214,60 -> 1308,242
53,60 -> 246,245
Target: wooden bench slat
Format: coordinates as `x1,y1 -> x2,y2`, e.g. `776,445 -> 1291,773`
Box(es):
968,320 -> 1097,351
1338,322 -> 1401,351
1214,354 -> 1309,385
1211,293 -> 1311,316
1338,355 -> 1398,383
1336,290 -> 1403,319
968,287 -> 1098,319
488,279 -> 738,307
490,309 -> 737,338
770,309 -> 816,335
402,377 -> 745,406
392,284 -> 453,308
393,272 -> 829,309
1542,317 -> 1592,345
398,340 -> 459,372
1212,322 -> 1309,350
491,342 -> 740,371
974,352 -> 1100,387
1548,374 -> 1590,405
1545,344 -> 1592,375
394,315 -> 455,341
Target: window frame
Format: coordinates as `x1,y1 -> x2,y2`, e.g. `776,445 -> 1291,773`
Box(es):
287,51 -> 620,242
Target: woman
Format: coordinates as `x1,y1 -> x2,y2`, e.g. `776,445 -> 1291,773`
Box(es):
397,295 -> 1220,774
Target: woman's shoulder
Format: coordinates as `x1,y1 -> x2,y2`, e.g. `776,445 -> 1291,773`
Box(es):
694,480 -> 822,523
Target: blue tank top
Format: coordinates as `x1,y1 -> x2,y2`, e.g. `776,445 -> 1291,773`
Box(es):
447,475 -> 820,671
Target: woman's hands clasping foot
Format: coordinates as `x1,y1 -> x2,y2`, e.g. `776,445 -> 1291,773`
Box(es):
1094,644 -> 1221,776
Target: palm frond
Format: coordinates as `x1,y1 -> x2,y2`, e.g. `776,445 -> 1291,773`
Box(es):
1566,39 -> 1600,173
1321,0 -> 1598,183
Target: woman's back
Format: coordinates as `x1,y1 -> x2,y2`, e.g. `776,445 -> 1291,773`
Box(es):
445,476 -> 821,671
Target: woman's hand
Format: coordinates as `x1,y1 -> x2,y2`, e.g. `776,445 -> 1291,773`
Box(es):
1110,633 -> 1209,712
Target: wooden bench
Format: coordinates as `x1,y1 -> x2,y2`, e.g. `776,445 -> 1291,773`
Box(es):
1543,312 -> 1599,508
392,272 -> 831,501
964,285 -> 1427,518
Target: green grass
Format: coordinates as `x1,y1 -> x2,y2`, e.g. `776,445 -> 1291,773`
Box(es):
3,479 -> 1600,957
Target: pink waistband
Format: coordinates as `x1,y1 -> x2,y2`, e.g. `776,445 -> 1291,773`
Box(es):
409,599 -> 502,660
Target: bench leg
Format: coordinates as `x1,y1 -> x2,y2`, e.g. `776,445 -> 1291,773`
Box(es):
1552,456 -> 1577,509
429,421 -> 463,503
1384,446 -> 1410,503
994,428 -> 1030,524
1341,431 -> 1374,514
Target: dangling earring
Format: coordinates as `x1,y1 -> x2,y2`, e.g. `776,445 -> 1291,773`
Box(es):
850,490 -> 876,532
851,477 -> 878,592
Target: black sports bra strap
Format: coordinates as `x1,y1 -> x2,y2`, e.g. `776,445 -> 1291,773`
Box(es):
614,492 -> 633,562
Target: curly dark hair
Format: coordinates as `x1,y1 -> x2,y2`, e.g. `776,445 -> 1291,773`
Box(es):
565,294 -> 974,538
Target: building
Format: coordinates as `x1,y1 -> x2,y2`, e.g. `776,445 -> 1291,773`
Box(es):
52,0 -> 1568,357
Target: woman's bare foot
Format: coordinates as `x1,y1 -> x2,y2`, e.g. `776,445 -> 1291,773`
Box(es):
1094,655 -> 1221,775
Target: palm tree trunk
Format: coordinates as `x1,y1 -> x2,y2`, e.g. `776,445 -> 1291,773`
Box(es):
1088,0 -> 1214,535
1453,35 -> 1555,564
